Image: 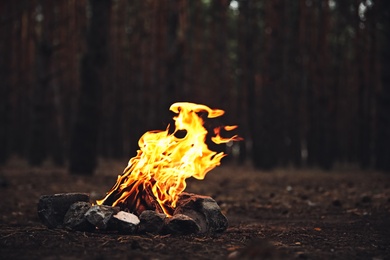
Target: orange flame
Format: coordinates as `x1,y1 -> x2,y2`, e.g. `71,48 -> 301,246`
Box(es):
97,102 -> 241,216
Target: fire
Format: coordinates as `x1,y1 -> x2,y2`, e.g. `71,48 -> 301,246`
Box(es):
97,102 -> 241,216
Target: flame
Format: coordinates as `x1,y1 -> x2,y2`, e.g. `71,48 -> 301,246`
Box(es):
97,102 -> 241,216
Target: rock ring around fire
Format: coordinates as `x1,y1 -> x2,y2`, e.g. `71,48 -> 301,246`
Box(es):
37,192 -> 228,235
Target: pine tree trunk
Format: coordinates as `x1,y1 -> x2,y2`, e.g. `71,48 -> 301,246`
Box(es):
238,0 -> 257,166
375,0 -> 390,172
0,2 -> 12,164
255,0 -> 285,169
69,0 -> 111,175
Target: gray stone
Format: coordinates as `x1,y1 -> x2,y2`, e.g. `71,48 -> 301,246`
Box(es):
108,211 -> 140,234
85,205 -> 119,230
202,200 -> 228,233
175,192 -> 228,233
138,210 -> 166,234
164,214 -> 200,235
63,201 -> 95,231
173,208 -> 207,232
37,193 -> 90,228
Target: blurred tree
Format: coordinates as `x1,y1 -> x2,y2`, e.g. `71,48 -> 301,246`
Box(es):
305,0 -> 334,170
356,0 -> 375,169
256,0 -> 285,169
0,1 -> 12,164
100,0 -> 127,159
237,0 -> 259,165
285,0 -> 303,167
164,0 -> 184,109
210,0 -> 230,108
69,0 -> 111,175
28,1 -> 53,166
330,1 -> 354,164
0,0 -> 386,172
11,1 -> 36,159
375,0 -> 390,172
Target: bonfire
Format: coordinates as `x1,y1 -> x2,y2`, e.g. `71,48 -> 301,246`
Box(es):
97,102 -> 241,216
38,102 -> 241,234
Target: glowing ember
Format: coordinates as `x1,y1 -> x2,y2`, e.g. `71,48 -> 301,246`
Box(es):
97,102 -> 241,216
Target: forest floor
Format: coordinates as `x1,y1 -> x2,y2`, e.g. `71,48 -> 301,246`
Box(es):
0,158 -> 389,260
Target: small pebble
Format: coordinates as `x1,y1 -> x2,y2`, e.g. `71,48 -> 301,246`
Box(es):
361,195 -> 371,204
332,199 -> 342,207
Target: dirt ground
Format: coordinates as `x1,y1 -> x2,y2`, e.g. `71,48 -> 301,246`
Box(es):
1,158 -> 389,259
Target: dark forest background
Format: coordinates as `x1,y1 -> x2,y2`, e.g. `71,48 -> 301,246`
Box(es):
0,0 -> 389,174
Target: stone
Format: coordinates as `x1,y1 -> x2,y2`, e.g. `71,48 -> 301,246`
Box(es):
63,201 -> 95,231
138,210 -> 166,234
201,199 -> 228,233
37,193 -> 90,228
37,192 -> 229,236
361,195 -> 372,204
108,211 -> 140,234
332,199 -> 342,207
85,205 -> 119,230
174,192 -> 228,233
164,214 -> 200,235
173,207 -> 207,233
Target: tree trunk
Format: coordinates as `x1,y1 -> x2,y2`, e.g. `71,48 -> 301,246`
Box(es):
238,0 -> 258,166
306,1 -> 334,170
0,2 -> 12,164
28,41 -> 51,166
28,1 -> 55,166
285,0 -> 302,167
69,0 -> 111,175
356,0 -> 371,169
255,0 -> 285,169
375,0 -> 390,172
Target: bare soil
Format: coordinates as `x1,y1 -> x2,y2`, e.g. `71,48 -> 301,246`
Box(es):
1,158 -> 389,259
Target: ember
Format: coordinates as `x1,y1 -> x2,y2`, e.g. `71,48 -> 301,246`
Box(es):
96,102 -> 241,216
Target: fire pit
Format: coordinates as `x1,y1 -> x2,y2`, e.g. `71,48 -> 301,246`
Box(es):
38,102 -> 241,235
